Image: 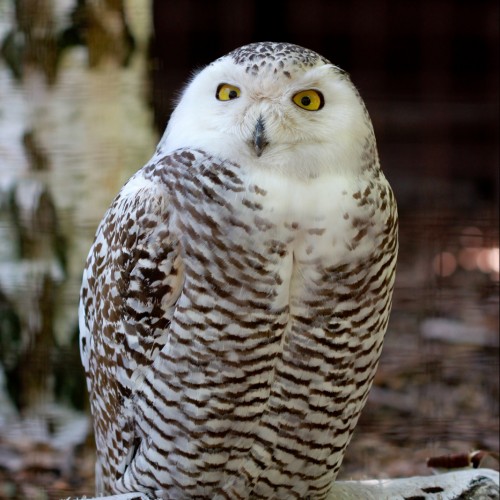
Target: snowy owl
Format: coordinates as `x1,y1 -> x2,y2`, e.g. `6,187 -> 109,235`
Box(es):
79,41 -> 398,499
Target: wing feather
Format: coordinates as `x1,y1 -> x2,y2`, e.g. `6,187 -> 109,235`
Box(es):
79,158 -> 183,493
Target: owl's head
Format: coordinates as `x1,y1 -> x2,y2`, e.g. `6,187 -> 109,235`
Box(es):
160,42 -> 377,179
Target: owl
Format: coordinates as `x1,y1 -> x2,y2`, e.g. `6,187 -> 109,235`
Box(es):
79,41 -> 398,499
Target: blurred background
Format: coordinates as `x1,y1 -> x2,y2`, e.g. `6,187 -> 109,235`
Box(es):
0,0 -> 498,498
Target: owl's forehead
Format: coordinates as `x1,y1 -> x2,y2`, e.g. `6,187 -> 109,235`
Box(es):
220,42 -> 331,78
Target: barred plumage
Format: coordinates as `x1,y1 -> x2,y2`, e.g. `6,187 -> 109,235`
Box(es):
80,42 -> 398,499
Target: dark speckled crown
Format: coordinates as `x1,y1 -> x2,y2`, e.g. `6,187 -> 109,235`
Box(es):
225,41 -> 332,77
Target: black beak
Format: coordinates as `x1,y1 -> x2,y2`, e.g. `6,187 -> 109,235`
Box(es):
253,116 -> 269,157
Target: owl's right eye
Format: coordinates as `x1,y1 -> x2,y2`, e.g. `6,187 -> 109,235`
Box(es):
216,83 -> 241,101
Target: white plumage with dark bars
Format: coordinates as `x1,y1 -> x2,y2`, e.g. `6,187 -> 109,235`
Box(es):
79,41 -> 398,498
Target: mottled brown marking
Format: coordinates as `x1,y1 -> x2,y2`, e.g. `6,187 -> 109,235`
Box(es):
308,227 -> 326,235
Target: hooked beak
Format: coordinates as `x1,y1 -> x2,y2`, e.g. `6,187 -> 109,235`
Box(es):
252,116 -> 269,157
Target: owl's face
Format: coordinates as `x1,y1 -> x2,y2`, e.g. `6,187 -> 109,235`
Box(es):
160,42 -> 374,179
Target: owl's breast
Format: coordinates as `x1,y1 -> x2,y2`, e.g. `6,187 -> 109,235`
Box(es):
164,151 -> 390,310
130,149 -> 397,497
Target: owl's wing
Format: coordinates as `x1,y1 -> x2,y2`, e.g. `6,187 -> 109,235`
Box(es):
79,156 -> 184,491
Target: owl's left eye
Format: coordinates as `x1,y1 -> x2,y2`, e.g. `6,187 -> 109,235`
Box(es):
216,83 -> 241,101
292,89 -> 324,111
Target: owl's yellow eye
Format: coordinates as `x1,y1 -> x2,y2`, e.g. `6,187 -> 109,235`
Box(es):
292,89 -> 324,111
216,83 -> 241,101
